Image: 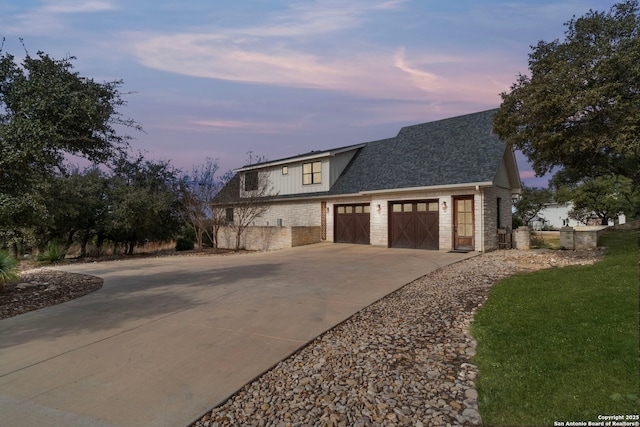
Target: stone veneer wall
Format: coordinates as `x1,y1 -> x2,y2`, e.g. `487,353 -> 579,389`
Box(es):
481,186 -> 514,252
250,201 -> 322,227
217,226 -> 321,251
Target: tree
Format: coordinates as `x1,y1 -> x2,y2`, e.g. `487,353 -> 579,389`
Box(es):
0,43 -> 140,241
178,158 -> 231,250
213,158 -> 277,251
513,186 -> 553,226
494,1 -> 640,187
106,155 -> 183,255
554,175 -> 636,225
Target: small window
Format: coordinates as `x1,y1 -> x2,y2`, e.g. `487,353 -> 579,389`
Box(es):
497,198 -> 502,227
302,161 -> 322,185
345,206 -> 352,214
392,204 -> 402,213
417,203 -> 427,212
355,206 -> 363,213
429,202 -> 439,211
337,206 -> 345,214
282,166 -> 288,175
403,203 -> 413,212
244,171 -> 258,191
225,207 -> 234,223
363,205 -> 370,214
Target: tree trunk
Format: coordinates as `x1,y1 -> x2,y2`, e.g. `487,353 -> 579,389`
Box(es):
127,241 -> 135,255
66,229 -> 76,251
9,242 -> 18,258
96,232 -> 105,257
235,228 -> 242,251
80,229 -> 91,258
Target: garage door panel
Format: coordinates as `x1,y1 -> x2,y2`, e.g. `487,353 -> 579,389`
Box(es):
335,204 -> 370,244
390,201 -> 439,250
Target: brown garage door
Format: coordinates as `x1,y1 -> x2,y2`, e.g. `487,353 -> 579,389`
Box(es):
334,204 -> 370,244
389,200 -> 439,249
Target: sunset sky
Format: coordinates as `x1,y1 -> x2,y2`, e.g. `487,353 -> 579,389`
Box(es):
0,0 -> 612,186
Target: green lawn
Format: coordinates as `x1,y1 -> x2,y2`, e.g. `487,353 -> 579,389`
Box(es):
471,228 -> 639,426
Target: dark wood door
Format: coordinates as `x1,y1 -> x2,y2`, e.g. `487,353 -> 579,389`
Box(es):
454,196 -> 474,250
334,204 -> 370,244
390,201 -> 439,250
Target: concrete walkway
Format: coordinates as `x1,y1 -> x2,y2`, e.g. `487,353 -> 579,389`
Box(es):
0,244 -> 475,427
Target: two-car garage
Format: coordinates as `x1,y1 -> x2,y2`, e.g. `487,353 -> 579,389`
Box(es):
333,200 -> 440,249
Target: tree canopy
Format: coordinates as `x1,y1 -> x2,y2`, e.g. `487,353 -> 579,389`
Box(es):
494,1 -> 640,188
0,44 -> 140,233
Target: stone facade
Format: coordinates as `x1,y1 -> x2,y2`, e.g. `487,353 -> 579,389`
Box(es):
217,185 -> 514,252
217,226 -> 322,251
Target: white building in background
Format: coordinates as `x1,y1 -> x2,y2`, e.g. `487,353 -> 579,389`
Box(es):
530,202 -> 626,230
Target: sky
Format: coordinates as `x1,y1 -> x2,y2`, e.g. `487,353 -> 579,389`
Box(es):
0,0 -> 614,187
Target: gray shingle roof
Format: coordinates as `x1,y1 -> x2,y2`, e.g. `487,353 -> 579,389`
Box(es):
214,109 -> 506,203
328,109 -> 503,195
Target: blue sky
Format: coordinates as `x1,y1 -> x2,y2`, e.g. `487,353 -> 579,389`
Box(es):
0,0 -> 612,186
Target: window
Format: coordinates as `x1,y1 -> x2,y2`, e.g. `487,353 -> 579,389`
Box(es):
302,161 -> 322,185
225,207 -> 234,223
497,198 -> 502,228
244,171 -> 258,191
282,166 -> 288,175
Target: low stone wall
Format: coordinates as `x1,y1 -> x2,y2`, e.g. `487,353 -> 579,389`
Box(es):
560,226 -> 609,250
217,226 -> 322,251
291,226 -> 322,247
609,219 -> 640,231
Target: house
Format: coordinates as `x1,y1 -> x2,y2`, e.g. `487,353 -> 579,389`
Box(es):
214,109 -> 522,252
530,202 -> 626,230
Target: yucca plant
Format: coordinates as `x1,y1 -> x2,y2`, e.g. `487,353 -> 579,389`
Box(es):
36,242 -> 66,265
0,250 -> 19,290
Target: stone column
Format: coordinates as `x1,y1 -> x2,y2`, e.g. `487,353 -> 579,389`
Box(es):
513,226 -> 531,250
559,227 -> 575,250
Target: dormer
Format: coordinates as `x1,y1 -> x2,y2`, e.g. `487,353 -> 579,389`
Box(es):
234,144 -> 364,197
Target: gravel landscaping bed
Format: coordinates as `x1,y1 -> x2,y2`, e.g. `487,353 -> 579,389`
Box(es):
0,268 -> 103,319
193,249 -> 605,427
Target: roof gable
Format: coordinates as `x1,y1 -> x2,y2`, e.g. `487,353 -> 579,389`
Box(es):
329,109 -> 506,195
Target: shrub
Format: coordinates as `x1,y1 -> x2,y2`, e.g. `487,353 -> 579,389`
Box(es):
175,237 -> 194,252
36,242 -> 66,265
0,250 -> 19,290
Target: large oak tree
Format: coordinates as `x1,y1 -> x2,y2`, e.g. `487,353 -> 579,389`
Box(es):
0,45 -> 140,239
494,1 -> 640,188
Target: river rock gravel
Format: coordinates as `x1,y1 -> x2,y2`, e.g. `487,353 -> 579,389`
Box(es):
193,248 -> 605,427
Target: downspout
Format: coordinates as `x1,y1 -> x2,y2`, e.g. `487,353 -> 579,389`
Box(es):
477,185 -> 484,252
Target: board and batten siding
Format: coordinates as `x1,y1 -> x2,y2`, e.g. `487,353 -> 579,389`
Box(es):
256,149 -> 358,196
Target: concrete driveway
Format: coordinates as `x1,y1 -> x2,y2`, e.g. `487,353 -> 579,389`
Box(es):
0,243 -> 475,427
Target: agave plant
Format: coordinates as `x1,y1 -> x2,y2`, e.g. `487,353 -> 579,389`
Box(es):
0,250 -> 19,290
36,242 -> 66,265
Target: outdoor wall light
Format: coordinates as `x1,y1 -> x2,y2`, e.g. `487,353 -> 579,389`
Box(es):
441,201 -> 447,210
326,207 -> 330,213
376,204 -> 381,212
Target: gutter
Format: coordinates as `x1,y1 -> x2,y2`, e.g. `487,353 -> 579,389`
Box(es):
357,181 -> 494,196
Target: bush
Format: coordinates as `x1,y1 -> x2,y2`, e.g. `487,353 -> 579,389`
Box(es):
175,237 -> 194,252
0,250 -> 19,289
36,242 -> 66,265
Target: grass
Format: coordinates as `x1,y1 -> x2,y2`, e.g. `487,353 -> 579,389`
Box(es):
471,228 -> 639,426
531,231 -> 561,249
